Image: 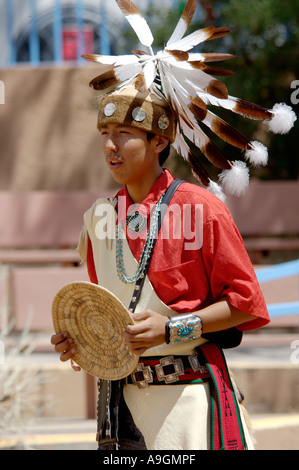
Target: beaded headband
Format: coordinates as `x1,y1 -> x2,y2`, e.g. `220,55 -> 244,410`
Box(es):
97,86 -> 176,142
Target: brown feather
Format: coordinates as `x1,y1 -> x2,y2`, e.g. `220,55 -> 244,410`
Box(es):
166,50 -> 189,62
188,100 -> 207,122
134,71 -> 147,93
208,27 -> 231,41
207,115 -> 251,150
131,50 -> 149,57
82,53 -> 103,63
115,0 -> 141,16
201,53 -> 235,63
207,79 -> 228,99
89,70 -> 119,91
188,62 -> 234,76
181,0 -> 197,28
234,98 -> 273,120
202,141 -> 232,170
187,152 -> 210,186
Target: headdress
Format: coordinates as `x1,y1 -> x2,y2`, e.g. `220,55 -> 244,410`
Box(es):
83,0 -> 296,200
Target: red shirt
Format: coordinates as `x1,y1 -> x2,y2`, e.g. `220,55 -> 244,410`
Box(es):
87,169 -> 270,331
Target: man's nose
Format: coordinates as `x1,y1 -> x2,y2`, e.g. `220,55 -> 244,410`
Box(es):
105,134 -> 118,152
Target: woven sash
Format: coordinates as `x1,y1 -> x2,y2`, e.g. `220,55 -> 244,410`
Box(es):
198,343 -> 247,450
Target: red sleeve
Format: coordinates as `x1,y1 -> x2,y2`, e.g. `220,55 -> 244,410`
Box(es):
202,211 -> 270,331
87,236 -> 98,285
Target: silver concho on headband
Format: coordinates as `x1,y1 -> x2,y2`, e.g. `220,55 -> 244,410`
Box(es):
132,107 -> 146,122
104,102 -> 116,117
158,115 -> 170,130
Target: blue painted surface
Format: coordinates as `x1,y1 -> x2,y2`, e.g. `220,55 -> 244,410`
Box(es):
256,260 -> 299,317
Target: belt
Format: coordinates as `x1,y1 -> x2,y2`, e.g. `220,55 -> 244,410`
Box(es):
127,351 -> 210,388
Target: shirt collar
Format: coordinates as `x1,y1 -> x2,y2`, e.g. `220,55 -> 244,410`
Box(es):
116,169 -> 175,223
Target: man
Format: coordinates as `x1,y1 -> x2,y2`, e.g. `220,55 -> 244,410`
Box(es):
51,87 -> 270,450
51,0 -> 295,450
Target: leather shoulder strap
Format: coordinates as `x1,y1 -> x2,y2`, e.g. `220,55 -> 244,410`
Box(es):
128,179 -> 184,313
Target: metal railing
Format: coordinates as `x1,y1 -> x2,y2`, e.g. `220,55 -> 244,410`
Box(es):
2,0 -> 182,68
3,0 -> 112,67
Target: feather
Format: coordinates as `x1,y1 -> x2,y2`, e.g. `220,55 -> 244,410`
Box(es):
167,0 -> 197,47
188,62 -> 234,77
219,161 -> 249,196
132,50 -> 150,57
134,60 -> 156,92
89,70 -> 120,91
187,151 -> 211,187
198,92 -> 273,121
207,180 -> 227,202
115,0 -> 154,48
89,61 -> 141,92
208,27 -> 231,41
166,50 -> 190,62
189,52 -> 235,62
82,53 -> 138,66
245,141 -> 268,166
198,107 -> 251,150
179,112 -> 231,170
166,61 -> 229,99
167,26 -> 215,52
265,103 -> 297,134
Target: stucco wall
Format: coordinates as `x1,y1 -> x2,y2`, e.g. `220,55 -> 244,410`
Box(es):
0,65 -> 120,192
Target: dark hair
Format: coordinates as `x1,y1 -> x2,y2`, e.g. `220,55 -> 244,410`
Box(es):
147,132 -> 171,166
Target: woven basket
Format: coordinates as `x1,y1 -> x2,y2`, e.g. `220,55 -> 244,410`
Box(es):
52,281 -> 138,380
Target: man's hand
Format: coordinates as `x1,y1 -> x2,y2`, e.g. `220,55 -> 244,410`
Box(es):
123,309 -> 168,356
50,331 -> 81,371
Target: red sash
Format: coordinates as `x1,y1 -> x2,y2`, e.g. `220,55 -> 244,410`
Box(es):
198,343 -> 247,450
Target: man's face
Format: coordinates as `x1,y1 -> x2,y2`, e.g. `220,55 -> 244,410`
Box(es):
100,123 -> 159,187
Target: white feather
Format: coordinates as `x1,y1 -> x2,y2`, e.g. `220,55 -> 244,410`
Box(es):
188,53 -> 207,62
167,27 -> 215,52
173,131 -> 190,160
167,0 -> 196,47
167,18 -> 190,48
219,161 -> 249,196
207,181 -> 227,203
245,141 -> 268,167
85,54 -> 138,66
125,14 -> 154,48
142,60 -> 157,89
266,103 -> 297,134
115,62 -> 142,82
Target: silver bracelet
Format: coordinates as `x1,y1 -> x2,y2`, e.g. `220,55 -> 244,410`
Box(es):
165,314 -> 203,344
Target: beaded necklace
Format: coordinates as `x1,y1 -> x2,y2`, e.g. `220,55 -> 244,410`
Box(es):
116,193 -> 165,284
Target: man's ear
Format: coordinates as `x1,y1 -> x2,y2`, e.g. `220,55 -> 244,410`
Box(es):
153,135 -> 170,154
